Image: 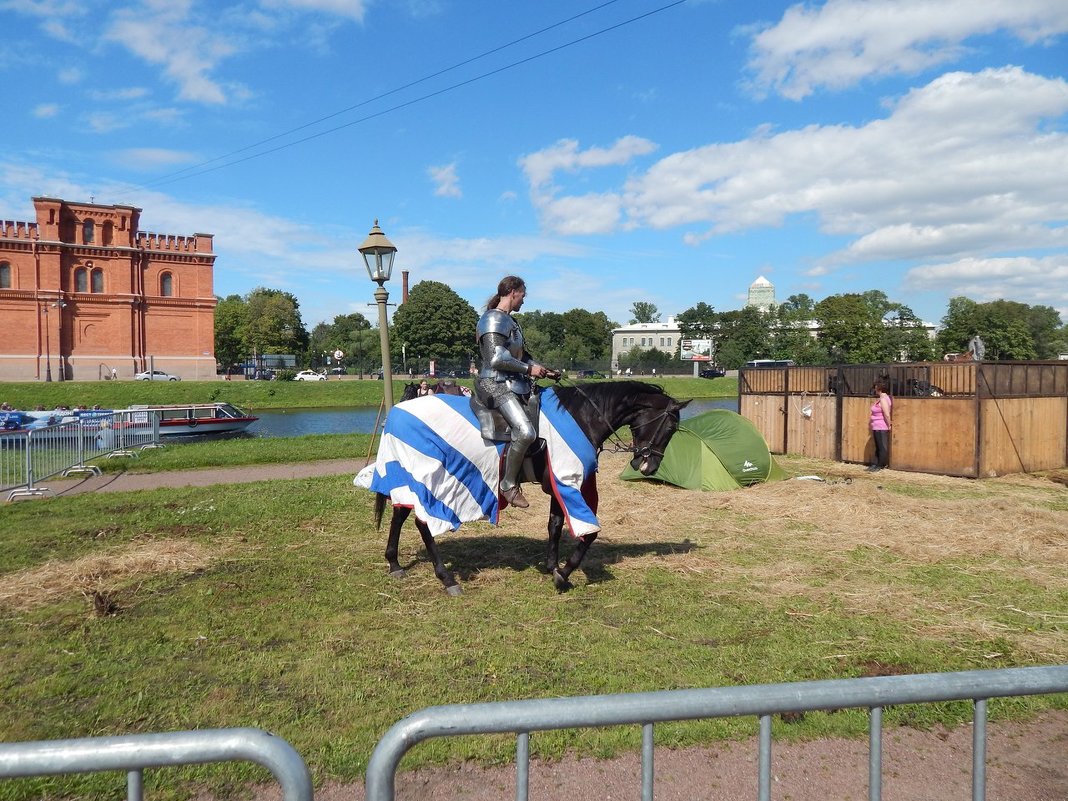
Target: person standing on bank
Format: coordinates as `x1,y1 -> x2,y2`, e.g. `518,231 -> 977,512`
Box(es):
868,380 -> 893,472
475,276 -> 560,509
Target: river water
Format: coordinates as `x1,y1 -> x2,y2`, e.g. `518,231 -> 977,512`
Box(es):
244,398 -> 740,438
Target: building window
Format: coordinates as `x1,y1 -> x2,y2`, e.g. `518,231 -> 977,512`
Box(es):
102,221 -> 114,246
0,261 -> 10,289
91,268 -> 104,293
75,267 -> 88,292
83,219 -> 95,244
160,272 -> 173,296
667,337 -> 673,347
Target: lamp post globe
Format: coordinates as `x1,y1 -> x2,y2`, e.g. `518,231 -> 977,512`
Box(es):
358,220 -> 397,408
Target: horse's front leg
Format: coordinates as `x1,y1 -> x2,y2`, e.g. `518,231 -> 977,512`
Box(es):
385,505 -> 412,578
544,496 -> 566,575
552,532 -> 597,592
415,519 -> 463,597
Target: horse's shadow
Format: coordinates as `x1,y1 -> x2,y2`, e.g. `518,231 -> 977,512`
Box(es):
397,534 -> 700,587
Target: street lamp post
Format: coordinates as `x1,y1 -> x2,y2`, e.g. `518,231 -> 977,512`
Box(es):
42,304 -> 52,383
358,219 -> 398,409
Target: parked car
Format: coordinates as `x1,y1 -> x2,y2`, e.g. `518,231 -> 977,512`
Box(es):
576,369 -> 606,379
699,367 -> 726,379
293,370 -> 327,381
134,369 -> 181,381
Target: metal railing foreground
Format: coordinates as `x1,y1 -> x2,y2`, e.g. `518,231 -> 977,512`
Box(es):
365,664 -> 1068,801
0,728 -> 312,801
2,410 -> 162,500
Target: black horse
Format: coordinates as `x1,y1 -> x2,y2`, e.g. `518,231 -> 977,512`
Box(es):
373,380 -> 689,594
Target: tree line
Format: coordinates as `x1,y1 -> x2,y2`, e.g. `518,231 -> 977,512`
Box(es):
213,284 -> 1068,376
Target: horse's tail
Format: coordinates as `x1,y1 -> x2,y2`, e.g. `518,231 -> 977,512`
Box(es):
373,492 -> 387,529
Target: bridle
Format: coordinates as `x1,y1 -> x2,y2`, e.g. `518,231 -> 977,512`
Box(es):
628,406 -> 677,462
554,378 -> 677,461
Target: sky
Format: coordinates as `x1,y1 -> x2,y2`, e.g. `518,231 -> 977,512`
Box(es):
2,0 -> 1067,332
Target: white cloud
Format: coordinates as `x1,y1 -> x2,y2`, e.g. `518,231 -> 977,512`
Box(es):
259,0 -> 368,21
85,111 -> 129,133
33,103 -> 60,118
103,6 -> 236,105
605,68 -> 1068,256
904,255 -> 1068,316
111,148 -> 199,171
57,66 -> 82,84
428,162 -> 462,198
520,135 -> 657,189
90,86 -> 151,101
747,0 -> 1068,99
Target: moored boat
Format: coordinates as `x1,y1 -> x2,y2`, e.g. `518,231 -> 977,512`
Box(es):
125,403 -> 259,436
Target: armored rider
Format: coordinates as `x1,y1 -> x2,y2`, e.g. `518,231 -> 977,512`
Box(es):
475,276 -> 560,509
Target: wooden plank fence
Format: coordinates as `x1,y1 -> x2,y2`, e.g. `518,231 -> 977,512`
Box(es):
740,361 -> 1068,477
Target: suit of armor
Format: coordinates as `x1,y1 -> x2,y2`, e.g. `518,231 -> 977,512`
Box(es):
475,309 -> 538,499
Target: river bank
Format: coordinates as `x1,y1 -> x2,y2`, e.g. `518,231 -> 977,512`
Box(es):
0,375 -> 736,413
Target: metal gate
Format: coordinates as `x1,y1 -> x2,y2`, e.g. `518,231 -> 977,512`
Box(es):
366,664 -> 1068,801
0,727 -> 311,801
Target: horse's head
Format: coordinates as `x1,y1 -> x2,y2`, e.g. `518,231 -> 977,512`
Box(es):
628,390 -> 690,475
400,382 -> 420,402
552,380 -> 690,475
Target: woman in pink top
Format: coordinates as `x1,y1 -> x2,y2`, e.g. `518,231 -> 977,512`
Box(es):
868,380 -> 893,472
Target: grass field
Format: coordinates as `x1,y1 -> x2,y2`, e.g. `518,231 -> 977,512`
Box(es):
1,446 -> 1066,801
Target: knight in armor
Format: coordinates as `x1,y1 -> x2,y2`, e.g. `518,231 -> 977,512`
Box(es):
475,276 -> 560,509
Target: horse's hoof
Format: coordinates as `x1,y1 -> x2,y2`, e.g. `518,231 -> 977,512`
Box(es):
445,584 -> 463,597
389,569 -> 407,579
552,569 -> 573,592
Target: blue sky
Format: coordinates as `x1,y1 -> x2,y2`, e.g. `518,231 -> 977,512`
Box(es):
2,0 -> 1066,331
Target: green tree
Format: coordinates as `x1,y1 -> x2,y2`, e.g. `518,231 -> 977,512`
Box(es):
308,313 -> 372,371
715,306 -> 771,369
629,302 -> 660,324
213,294 -> 247,373
676,302 -> 717,340
937,296 -> 982,357
391,281 -> 478,371
814,293 -> 884,363
242,288 -> 309,365
882,306 -> 936,363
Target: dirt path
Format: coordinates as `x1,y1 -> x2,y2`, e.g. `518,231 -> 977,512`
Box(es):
242,710 -> 1068,801
38,460 -> 1068,800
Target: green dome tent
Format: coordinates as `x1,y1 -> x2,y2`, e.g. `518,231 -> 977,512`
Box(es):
620,409 -> 786,491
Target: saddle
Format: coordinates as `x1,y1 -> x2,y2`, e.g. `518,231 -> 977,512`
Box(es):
469,390 -> 545,450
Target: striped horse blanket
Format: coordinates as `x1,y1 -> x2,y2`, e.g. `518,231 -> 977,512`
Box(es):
369,387 -> 600,539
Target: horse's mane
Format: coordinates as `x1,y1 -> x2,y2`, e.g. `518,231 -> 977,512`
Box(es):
550,380 -> 671,418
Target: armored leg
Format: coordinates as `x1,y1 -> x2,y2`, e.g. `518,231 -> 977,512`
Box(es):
497,394 -> 536,507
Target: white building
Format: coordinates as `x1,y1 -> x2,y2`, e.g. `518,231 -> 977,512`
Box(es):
610,316 -> 680,371
746,275 -> 776,311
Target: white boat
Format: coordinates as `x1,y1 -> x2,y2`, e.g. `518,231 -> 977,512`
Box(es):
123,403 -> 259,436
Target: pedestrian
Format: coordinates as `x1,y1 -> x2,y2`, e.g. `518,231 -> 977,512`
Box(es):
868,380 -> 893,472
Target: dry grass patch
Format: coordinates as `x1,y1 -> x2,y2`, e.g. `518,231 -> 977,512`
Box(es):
0,538 -> 220,613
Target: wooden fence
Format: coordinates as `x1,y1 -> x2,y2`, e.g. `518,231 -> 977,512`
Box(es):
739,361 -> 1068,477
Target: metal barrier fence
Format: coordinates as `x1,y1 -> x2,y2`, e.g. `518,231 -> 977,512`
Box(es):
366,664 -> 1068,801
0,727 -> 312,801
1,411 -> 162,500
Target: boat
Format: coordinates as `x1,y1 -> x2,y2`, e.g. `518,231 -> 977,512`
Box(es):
124,403 -> 259,437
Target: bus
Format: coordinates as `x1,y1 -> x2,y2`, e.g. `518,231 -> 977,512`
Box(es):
744,359 -> 796,368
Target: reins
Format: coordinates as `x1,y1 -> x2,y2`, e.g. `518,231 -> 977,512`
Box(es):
547,377 -> 674,459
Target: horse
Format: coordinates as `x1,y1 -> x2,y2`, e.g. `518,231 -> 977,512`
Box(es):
371,380 -> 689,595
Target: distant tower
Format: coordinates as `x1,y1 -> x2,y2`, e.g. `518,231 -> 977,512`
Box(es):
747,275 -> 776,312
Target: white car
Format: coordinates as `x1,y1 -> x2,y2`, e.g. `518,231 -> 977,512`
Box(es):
293,370 -> 327,381
134,369 -> 181,381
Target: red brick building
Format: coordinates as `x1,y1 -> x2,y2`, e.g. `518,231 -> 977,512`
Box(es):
0,197 -> 217,381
